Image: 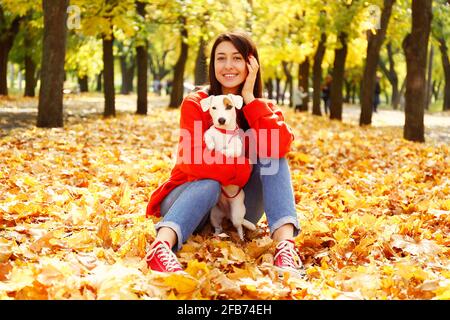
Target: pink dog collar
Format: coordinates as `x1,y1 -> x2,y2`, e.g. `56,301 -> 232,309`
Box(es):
213,126 -> 239,135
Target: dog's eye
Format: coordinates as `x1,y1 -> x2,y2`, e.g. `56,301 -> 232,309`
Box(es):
226,106 -> 233,110
212,107 -> 216,110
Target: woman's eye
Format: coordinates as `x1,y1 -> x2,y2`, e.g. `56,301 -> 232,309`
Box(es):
217,57 -> 224,61
234,57 -> 242,61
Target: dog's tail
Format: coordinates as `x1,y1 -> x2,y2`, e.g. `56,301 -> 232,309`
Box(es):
242,219 -> 256,231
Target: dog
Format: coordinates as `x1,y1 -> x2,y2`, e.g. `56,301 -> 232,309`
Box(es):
200,94 -> 256,240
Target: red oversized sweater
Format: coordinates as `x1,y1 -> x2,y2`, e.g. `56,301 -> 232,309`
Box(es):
146,90 -> 294,217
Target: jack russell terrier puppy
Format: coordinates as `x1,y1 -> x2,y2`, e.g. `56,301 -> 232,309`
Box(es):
200,94 -> 256,240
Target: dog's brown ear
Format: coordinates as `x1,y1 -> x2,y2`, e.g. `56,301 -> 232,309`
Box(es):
227,94 -> 243,109
200,96 -> 213,112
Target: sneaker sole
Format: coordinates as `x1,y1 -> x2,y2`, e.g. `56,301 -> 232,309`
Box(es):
273,266 -> 307,279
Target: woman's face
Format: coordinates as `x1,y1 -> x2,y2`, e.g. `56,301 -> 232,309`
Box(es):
214,41 -> 248,95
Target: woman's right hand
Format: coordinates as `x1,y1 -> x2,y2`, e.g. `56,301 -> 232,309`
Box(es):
241,55 -> 259,105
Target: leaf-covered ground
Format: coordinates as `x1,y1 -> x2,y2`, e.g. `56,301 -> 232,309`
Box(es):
0,96 -> 449,300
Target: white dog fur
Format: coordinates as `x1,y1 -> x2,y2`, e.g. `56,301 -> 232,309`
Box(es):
200,94 -> 256,240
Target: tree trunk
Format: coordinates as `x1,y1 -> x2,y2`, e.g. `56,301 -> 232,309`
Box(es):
330,32 -> 348,120
379,43 -> 400,109
103,33 -> 115,117
0,10 -> 21,96
37,0 -> 68,127
312,33 -> 326,116
194,38 -> 208,86
438,37 -> 450,111
136,1 -> 148,115
266,78 -> 273,99
24,25 -> 38,97
95,70 -> 103,92
344,79 -> 351,103
282,61 -> 293,107
351,83 -> 356,104
126,61 -> 135,93
96,71 -> 102,92
399,78 -> 406,110
299,58 -> 309,111
0,45 -> 8,95
275,77 -> 281,104
431,79 -> 441,102
169,19 -> 188,108
78,75 -> 88,92
120,54 -> 135,94
360,0 -> 395,126
425,45 -> 433,110
402,0 -> 432,142
24,55 -> 37,97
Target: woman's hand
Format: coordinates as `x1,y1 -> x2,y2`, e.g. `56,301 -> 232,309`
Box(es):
241,55 -> 259,105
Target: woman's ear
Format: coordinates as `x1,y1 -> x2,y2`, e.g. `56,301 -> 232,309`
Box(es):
227,94 -> 243,109
200,96 -> 213,112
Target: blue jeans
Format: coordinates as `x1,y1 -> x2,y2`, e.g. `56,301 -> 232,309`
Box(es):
155,158 -> 300,251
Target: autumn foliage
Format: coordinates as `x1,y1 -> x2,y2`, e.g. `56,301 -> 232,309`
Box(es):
0,103 -> 449,300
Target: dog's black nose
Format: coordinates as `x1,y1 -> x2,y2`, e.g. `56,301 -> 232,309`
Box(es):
218,118 -> 226,125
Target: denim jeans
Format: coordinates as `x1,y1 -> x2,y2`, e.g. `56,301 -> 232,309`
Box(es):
155,157 -> 300,251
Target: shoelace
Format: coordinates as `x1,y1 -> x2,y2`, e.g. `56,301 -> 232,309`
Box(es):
274,241 -> 302,270
155,243 -> 182,272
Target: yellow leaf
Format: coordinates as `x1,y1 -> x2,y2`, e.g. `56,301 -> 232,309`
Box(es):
119,183 -> 131,208
0,239 -> 13,263
295,153 -> 312,163
185,260 -> 209,278
163,273 -> 198,294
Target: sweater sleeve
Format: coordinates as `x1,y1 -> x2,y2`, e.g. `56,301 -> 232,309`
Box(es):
177,97 -> 251,187
242,99 -> 294,158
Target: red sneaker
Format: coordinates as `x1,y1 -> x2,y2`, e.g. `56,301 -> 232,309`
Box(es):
146,240 -> 184,273
274,239 -> 305,278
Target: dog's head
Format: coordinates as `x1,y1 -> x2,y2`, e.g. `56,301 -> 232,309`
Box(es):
200,94 -> 244,128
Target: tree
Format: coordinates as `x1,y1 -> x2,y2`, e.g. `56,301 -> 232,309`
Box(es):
378,42 -> 400,109
72,0 -> 139,116
329,32 -> 348,120
298,58 -> 310,111
360,0 -> 395,126
194,36 -> 208,86
169,16 -> 188,108
136,1 -> 148,115
118,42 -> 135,95
37,0 -> 68,128
328,0 -> 365,120
402,0 -> 432,142
103,31 -> 115,117
7,9 -> 43,97
312,32 -> 326,116
437,36 -> 450,111
65,36 -> 103,94
432,0 -> 450,111
23,18 -> 40,97
0,5 -> 22,95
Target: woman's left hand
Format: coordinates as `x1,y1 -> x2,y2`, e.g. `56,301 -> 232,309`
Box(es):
241,55 -> 259,105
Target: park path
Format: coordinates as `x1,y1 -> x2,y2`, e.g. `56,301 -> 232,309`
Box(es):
341,104 -> 450,144
0,94 -> 449,144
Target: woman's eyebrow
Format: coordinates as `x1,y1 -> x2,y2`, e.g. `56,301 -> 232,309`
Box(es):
216,52 -> 242,55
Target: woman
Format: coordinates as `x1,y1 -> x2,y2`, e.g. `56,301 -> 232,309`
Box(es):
145,31 -> 303,277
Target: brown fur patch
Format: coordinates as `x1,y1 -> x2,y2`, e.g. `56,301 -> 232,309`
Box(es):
223,97 -> 233,107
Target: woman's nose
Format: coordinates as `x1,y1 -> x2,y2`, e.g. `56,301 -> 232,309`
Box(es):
224,58 -> 233,69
